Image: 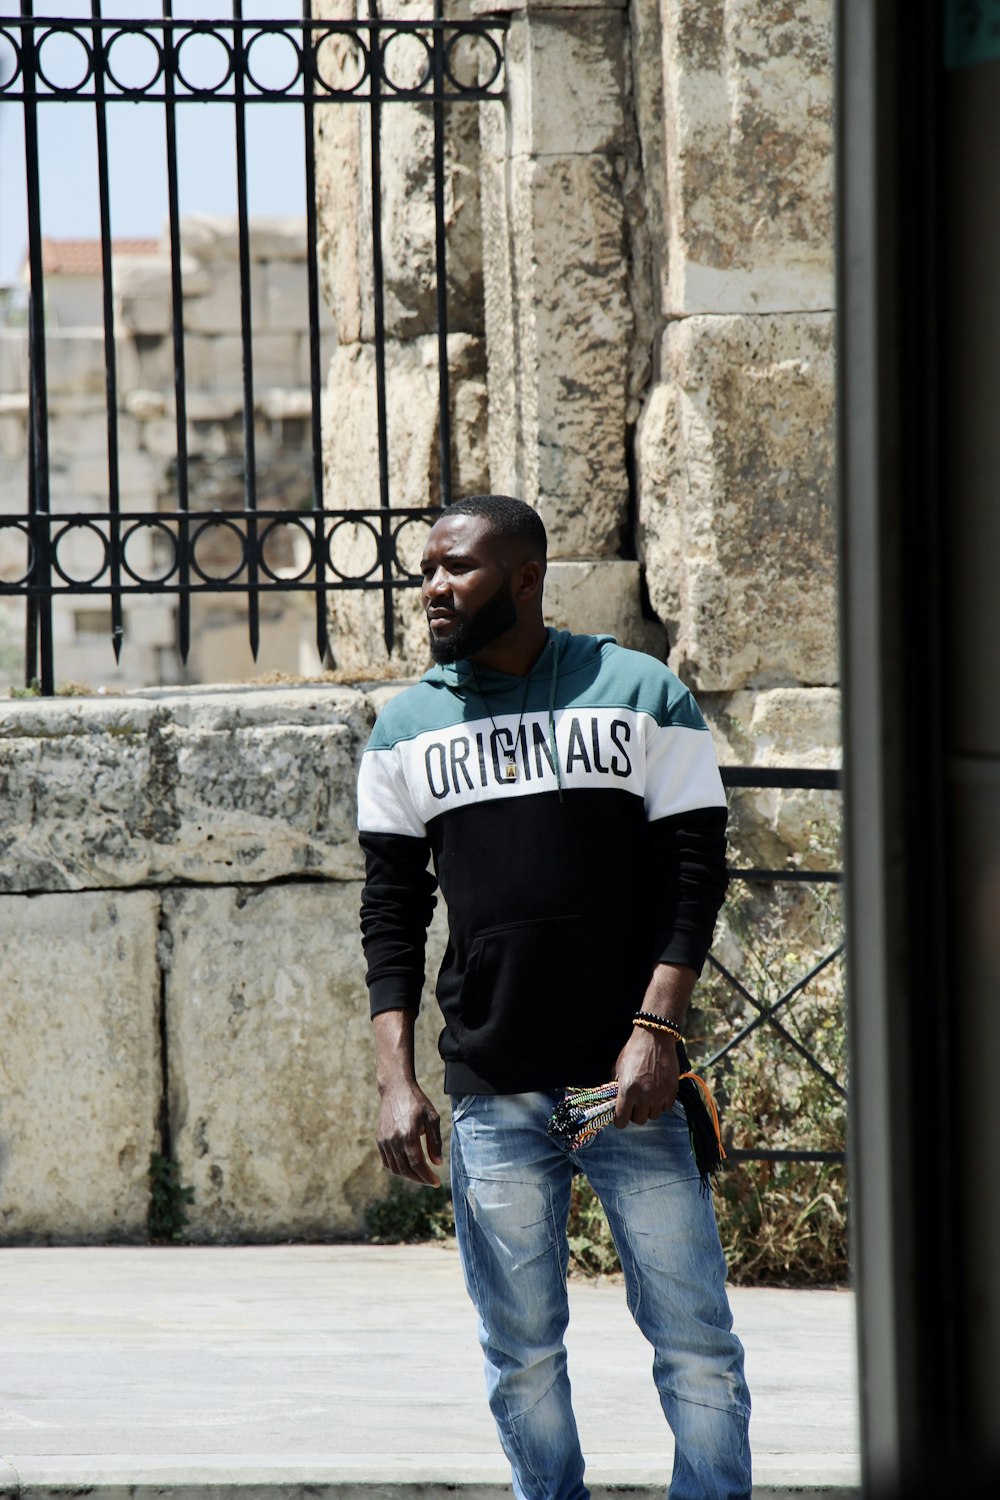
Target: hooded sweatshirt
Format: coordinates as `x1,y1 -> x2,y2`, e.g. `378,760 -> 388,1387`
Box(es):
357,629 -> 728,1094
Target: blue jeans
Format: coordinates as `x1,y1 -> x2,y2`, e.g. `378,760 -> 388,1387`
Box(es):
450,1091 -> 751,1500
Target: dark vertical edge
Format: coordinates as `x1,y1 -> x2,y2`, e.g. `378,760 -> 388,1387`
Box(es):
432,0 -> 451,509
163,0 -> 191,666
91,0 -> 124,663
21,1 -> 54,695
24,378 -> 38,686
367,15 -> 394,654
233,0 -> 260,661
302,0 -> 329,665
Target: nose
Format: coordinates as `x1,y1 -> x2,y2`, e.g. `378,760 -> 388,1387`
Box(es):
423,566 -> 450,599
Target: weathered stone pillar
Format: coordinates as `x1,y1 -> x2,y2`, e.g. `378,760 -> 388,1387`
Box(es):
314,0 -> 491,673
633,0 -> 838,790
479,0 -> 663,650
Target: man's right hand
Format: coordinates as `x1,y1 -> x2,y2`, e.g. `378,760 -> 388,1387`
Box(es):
376,1078 -> 443,1188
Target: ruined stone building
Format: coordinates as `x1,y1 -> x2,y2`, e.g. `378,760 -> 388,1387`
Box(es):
0,1 -> 840,1242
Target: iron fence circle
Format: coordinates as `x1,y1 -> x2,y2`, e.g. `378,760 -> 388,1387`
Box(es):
245,27 -> 303,95
35,24 -> 93,93
392,515 -> 435,580
0,521 -> 34,589
380,28 -> 433,95
0,30 -> 23,93
444,27 -> 503,93
189,518 -> 247,584
175,27 -> 234,96
325,517 -> 381,582
104,27 -> 165,95
259,517 -> 315,582
312,28 -> 369,96
121,519 -> 180,587
51,520 -> 110,587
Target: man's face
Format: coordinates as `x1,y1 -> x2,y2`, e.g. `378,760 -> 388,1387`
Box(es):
420,514 -> 518,665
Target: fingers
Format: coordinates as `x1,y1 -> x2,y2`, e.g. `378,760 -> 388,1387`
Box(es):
377,1105 -> 442,1187
426,1109 -> 444,1166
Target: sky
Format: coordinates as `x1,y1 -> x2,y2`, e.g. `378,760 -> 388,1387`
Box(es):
0,1 -> 309,285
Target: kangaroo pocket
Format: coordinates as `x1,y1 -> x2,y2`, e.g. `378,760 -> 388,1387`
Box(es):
452,913 -> 604,1065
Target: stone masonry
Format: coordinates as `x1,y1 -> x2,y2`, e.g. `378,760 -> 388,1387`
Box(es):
0,685 -> 447,1243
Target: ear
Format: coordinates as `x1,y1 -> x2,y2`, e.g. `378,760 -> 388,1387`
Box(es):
515,558 -> 545,602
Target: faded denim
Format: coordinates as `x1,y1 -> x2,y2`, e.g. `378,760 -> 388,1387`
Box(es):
450,1091 -> 752,1500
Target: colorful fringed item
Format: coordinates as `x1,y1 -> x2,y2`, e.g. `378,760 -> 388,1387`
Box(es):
546,1072 -> 727,1190
547,1082 -> 620,1151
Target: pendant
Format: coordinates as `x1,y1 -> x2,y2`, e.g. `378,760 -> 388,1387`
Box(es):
503,757 -> 518,782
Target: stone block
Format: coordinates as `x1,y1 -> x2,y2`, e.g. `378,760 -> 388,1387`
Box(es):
636,311 -> 837,692
322,334 -> 489,674
314,38 -> 483,343
544,560 -> 667,657
183,278 -> 243,334
36,332 -> 106,398
503,10 -> 627,159
258,259 -> 310,332
117,295 -> 174,337
497,152 -> 631,557
703,685 -> 842,870
661,0 -> 835,314
164,882 -> 449,1239
0,889 -> 161,1242
0,330 -> 28,394
0,685 -> 374,892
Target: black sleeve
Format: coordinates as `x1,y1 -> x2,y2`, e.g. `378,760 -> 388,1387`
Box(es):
646,805 -> 729,975
359,830 -> 438,1016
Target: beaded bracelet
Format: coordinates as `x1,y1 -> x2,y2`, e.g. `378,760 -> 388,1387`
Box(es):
633,1012 -> 685,1043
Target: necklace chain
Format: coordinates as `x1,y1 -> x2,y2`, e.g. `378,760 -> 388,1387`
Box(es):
470,663 -> 534,782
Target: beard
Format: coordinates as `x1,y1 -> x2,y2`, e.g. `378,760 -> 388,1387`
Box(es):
428,581 -> 518,665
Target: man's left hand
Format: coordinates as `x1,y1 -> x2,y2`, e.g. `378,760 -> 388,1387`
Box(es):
613,1025 -> 680,1126
612,962 -> 696,1128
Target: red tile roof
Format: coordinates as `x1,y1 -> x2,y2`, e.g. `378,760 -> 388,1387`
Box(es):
40,238 -> 160,276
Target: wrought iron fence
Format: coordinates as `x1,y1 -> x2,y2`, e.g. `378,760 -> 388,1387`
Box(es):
0,4 -> 508,692
712,766 -> 845,1166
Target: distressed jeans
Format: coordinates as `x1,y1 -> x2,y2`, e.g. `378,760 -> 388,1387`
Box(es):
449,1091 -> 751,1500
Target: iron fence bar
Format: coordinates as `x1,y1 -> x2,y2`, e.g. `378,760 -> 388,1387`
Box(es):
366,8 -> 395,653
91,0 -> 124,662
162,0 -> 191,664
0,16 -> 509,104
721,766 -> 841,790
704,948 -> 847,1098
725,1149 -> 846,1165
432,0 -> 451,508
24,379 -> 38,682
20,0 -> 54,696
232,0 -> 260,660
301,0 -> 329,664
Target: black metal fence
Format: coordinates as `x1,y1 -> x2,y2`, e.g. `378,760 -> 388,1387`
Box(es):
713,766 -> 844,1166
0,4 -> 508,692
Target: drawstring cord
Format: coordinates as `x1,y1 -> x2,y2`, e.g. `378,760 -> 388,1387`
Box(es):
546,637 -> 564,802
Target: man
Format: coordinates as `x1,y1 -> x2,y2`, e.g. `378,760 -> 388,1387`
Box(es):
357,494 -> 751,1500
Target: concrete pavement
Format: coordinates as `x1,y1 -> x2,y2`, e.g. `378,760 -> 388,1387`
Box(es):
0,1244 -> 859,1499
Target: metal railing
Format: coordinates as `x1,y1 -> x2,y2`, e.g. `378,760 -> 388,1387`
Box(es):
714,766 -> 845,1166
0,5 -> 508,691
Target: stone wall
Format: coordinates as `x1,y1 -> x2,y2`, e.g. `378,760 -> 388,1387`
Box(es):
313,0 -> 838,774
0,685 -> 447,1243
0,217 -> 334,691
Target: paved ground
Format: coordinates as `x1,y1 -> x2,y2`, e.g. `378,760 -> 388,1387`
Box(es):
0,1244 -> 859,1498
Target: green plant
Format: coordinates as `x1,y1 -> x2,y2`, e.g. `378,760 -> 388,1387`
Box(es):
364,1176 -> 455,1243
148,1152 -> 195,1242
691,812 -> 848,1285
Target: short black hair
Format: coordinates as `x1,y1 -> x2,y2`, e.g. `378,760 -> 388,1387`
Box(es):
445,494 -> 547,562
